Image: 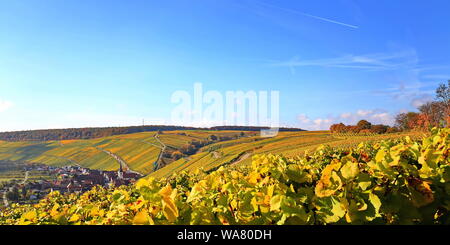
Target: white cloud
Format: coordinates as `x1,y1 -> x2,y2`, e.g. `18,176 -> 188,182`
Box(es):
297,109 -> 396,130
0,99 -> 13,112
270,49 -> 418,71
270,46 -> 446,112
356,110 -> 372,117
411,94 -> 434,108
371,80 -> 438,109
297,114 -> 311,124
340,112 -> 352,119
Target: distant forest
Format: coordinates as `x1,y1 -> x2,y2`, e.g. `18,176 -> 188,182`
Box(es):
0,125 -> 305,142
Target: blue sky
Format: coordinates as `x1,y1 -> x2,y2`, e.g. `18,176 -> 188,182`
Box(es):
0,0 -> 449,131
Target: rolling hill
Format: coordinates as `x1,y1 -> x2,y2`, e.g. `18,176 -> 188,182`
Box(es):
149,130 -> 422,178
0,130 -> 257,175
0,129 -> 421,177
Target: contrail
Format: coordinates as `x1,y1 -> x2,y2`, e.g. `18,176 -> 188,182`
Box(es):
299,12 -> 359,29
255,1 -> 359,29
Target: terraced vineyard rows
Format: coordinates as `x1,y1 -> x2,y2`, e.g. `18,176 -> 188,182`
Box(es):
1,128 -> 448,225
0,129 -> 422,180
150,131 -> 419,178
0,131 -> 256,175
0,133 -> 164,174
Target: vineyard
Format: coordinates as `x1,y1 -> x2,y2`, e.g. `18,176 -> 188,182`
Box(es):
0,130 -> 252,175
0,128 -> 448,225
150,131 -> 421,178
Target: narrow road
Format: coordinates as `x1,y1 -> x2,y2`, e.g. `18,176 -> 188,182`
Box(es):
154,133 -> 166,150
20,171 -> 29,185
229,152 -> 251,166
94,146 -> 142,176
140,138 -> 164,150
153,133 -> 167,171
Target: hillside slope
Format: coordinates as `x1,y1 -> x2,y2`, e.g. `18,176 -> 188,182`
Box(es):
0,130 -> 255,175
149,131 -> 421,178
1,128 -> 446,225
0,130 -> 421,177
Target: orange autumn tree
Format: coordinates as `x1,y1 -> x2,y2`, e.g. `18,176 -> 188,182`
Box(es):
395,81 -> 449,131
330,120 -> 394,134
